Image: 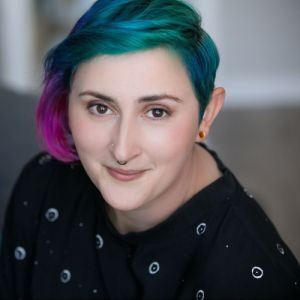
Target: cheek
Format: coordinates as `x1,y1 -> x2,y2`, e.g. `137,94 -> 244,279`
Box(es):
146,114 -> 198,162
68,106 -> 109,155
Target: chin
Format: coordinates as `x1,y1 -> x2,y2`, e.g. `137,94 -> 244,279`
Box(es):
102,192 -> 149,212
97,178 -> 151,212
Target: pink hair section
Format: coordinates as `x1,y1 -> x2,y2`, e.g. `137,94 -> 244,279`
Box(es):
36,73 -> 78,162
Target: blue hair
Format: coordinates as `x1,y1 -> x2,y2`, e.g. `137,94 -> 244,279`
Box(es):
37,0 -> 220,162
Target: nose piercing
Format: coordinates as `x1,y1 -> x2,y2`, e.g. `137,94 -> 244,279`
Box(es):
110,143 -> 127,165
117,160 -> 127,165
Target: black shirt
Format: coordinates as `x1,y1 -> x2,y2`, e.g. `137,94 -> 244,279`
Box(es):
1,144 -> 300,299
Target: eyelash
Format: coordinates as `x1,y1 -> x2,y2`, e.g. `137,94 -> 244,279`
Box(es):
88,103 -> 113,116
87,103 -> 172,120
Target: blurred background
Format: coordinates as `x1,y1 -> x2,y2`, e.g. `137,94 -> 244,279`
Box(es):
0,0 -> 299,262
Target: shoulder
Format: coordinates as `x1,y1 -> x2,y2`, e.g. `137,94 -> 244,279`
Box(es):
1,152 -> 88,267
14,152 -> 80,183
231,185 -> 298,269
218,183 -> 300,298
12,152 -> 83,193
194,176 -> 300,299
12,152 -> 57,195
2,152 -> 84,236
0,153 -> 85,298
8,152 -> 76,206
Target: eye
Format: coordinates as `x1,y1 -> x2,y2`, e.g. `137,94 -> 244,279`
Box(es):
146,108 -> 170,119
88,103 -> 113,116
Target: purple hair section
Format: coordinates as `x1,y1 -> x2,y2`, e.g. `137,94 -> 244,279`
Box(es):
36,73 -> 78,163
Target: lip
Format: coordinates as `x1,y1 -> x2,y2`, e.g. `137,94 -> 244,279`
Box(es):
106,167 -> 147,182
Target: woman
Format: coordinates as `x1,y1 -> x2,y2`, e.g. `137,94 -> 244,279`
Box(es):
1,0 -> 299,299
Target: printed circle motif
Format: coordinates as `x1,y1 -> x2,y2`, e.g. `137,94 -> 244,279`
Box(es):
196,289 -> 205,300
14,246 -> 26,260
243,188 -> 254,198
60,269 -> 71,283
276,243 -> 285,255
38,154 -> 52,165
45,208 -> 59,222
251,266 -> 263,279
196,223 -> 207,235
96,234 -> 104,249
149,261 -> 160,274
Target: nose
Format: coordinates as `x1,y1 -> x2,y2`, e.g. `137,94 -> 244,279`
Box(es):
110,116 -> 142,164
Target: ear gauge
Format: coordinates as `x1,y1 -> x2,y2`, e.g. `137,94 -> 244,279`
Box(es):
199,131 -> 206,140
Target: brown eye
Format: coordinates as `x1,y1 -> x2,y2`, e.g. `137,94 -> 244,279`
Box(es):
88,103 -> 113,116
96,104 -> 108,114
146,108 -> 169,119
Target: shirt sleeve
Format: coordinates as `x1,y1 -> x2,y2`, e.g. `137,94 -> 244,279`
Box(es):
232,192 -> 300,299
0,153 -> 55,300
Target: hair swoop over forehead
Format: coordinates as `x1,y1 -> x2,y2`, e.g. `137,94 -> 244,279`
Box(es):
36,0 -> 220,162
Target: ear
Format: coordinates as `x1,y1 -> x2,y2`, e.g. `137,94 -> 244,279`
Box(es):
195,87 -> 225,142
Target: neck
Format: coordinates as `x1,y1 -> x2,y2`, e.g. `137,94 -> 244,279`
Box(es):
105,144 -> 222,235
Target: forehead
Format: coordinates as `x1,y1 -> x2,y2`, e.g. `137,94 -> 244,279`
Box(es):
71,47 -> 195,100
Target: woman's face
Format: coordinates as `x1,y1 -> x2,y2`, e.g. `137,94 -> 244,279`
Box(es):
68,47 -> 200,212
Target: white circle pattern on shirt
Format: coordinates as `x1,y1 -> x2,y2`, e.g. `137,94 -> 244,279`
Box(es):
251,266 -> 263,279
196,289 -> 205,300
96,234 -> 104,249
196,223 -> 207,235
149,262 -> 160,274
45,208 -> 59,222
276,243 -> 285,255
14,246 -> 26,260
38,154 -> 52,165
243,187 -> 254,198
60,269 -> 71,283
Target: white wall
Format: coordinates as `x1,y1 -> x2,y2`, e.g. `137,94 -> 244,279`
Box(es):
1,0 -> 300,106
0,0 -> 36,92
194,0 -> 300,106
0,0 -> 95,93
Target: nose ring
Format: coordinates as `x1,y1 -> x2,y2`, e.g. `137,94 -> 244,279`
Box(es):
110,143 -> 127,165
117,160 -> 127,166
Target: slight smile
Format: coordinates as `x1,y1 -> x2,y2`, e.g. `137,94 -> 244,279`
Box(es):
106,167 -> 147,182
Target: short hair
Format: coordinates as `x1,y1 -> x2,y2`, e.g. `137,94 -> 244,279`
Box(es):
36,0 -> 220,162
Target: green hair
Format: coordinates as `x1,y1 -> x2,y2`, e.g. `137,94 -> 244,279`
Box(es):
37,0 -> 220,162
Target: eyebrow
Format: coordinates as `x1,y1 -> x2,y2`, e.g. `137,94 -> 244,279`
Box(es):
78,90 -> 183,103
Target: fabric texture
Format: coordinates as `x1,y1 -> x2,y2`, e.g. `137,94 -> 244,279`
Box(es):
1,144 -> 299,299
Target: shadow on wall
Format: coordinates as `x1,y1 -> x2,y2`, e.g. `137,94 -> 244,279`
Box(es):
0,86 -> 300,263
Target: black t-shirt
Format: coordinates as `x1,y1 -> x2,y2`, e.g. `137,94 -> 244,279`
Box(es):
1,144 -> 300,299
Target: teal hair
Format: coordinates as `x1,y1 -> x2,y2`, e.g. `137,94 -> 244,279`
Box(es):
37,0 -> 220,162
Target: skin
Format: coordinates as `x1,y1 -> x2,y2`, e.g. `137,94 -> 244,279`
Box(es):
68,47 -> 225,234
